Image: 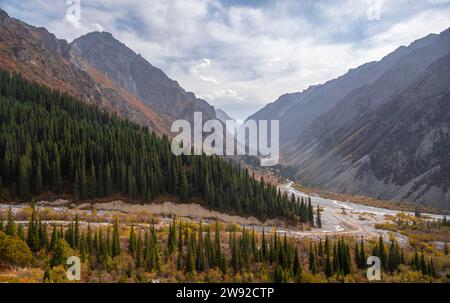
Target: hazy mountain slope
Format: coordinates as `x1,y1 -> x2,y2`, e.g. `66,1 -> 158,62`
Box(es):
71,32 -> 217,122
247,27 -> 450,208
247,32 -> 442,145
290,52 -> 450,208
286,28 -> 450,156
0,9 -> 170,134
215,108 -> 234,124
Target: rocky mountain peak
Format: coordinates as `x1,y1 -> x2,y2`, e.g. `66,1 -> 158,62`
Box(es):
72,30 -> 216,122
0,10 -> 171,134
0,8 -> 9,19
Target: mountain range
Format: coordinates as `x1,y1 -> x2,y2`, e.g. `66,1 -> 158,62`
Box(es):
0,9 -> 216,135
249,28 -> 450,209
1,7 -> 449,209
71,32 -> 216,123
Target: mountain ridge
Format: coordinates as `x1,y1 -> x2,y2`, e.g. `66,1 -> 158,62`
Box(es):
247,29 -> 446,146
0,8 -> 173,134
290,52 -> 450,208
247,27 -> 450,208
71,31 -> 217,123
0,8 -> 218,135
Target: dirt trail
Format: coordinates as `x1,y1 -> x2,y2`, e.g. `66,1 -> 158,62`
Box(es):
90,200 -> 279,226
1,200 -> 278,227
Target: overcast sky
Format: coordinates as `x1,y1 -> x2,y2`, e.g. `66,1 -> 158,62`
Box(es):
2,0 -> 450,121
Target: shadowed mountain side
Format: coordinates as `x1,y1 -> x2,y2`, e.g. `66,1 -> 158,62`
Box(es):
71,32 -> 217,124
289,52 -> 450,208
247,31 -> 445,146
248,27 -> 450,209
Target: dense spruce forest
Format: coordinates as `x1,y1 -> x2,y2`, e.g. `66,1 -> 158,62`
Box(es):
0,69 -> 314,224
0,207 -> 441,283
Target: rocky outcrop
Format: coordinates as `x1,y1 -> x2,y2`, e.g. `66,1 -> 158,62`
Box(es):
71,32 -> 217,123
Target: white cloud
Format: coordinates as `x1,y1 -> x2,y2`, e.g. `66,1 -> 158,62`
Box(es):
213,89 -> 243,101
368,7 -> 450,48
201,89 -> 243,101
3,0 -> 450,120
199,75 -> 220,84
190,58 -> 211,75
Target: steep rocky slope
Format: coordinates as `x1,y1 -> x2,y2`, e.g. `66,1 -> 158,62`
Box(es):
288,47 -> 450,208
294,54 -> 450,208
0,8 -> 219,135
248,28 -> 450,208
0,9 -> 171,134
247,32 -> 444,145
71,32 -> 217,123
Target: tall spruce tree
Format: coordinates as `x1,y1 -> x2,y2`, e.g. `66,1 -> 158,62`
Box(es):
5,207 -> 16,236
112,219 -> 121,257
316,205 -> 322,228
129,224 -> 136,257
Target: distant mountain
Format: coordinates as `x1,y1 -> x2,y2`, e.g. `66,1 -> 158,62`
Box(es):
290,52 -> 450,208
215,108 -> 234,124
71,32 -> 217,123
248,30 -> 449,147
249,28 -> 450,208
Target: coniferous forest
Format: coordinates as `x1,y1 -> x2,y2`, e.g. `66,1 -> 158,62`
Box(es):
0,69 -> 314,224
1,1 -> 450,288
0,207 -> 442,283
0,70 -> 448,284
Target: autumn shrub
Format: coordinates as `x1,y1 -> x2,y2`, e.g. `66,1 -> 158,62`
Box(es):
0,230 -> 33,267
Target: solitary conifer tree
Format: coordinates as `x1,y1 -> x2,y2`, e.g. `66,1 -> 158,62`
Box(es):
309,243 -> 317,274
135,229 -> 143,268
414,205 -> 421,218
112,219 -> 121,257
293,247 -> 302,278
185,240 -> 194,275
316,205 -> 322,228
308,198 -> 314,226
325,253 -> 333,277
129,224 -> 136,257
5,207 -> 16,236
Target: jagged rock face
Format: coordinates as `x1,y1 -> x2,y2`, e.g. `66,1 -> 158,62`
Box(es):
0,9 -> 170,134
248,27 -> 450,208
71,32 -> 217,123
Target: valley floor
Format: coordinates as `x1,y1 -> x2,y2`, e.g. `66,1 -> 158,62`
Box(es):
280,182 -> 447,244
1,181 -> 447,245
1,186 -> 449,283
